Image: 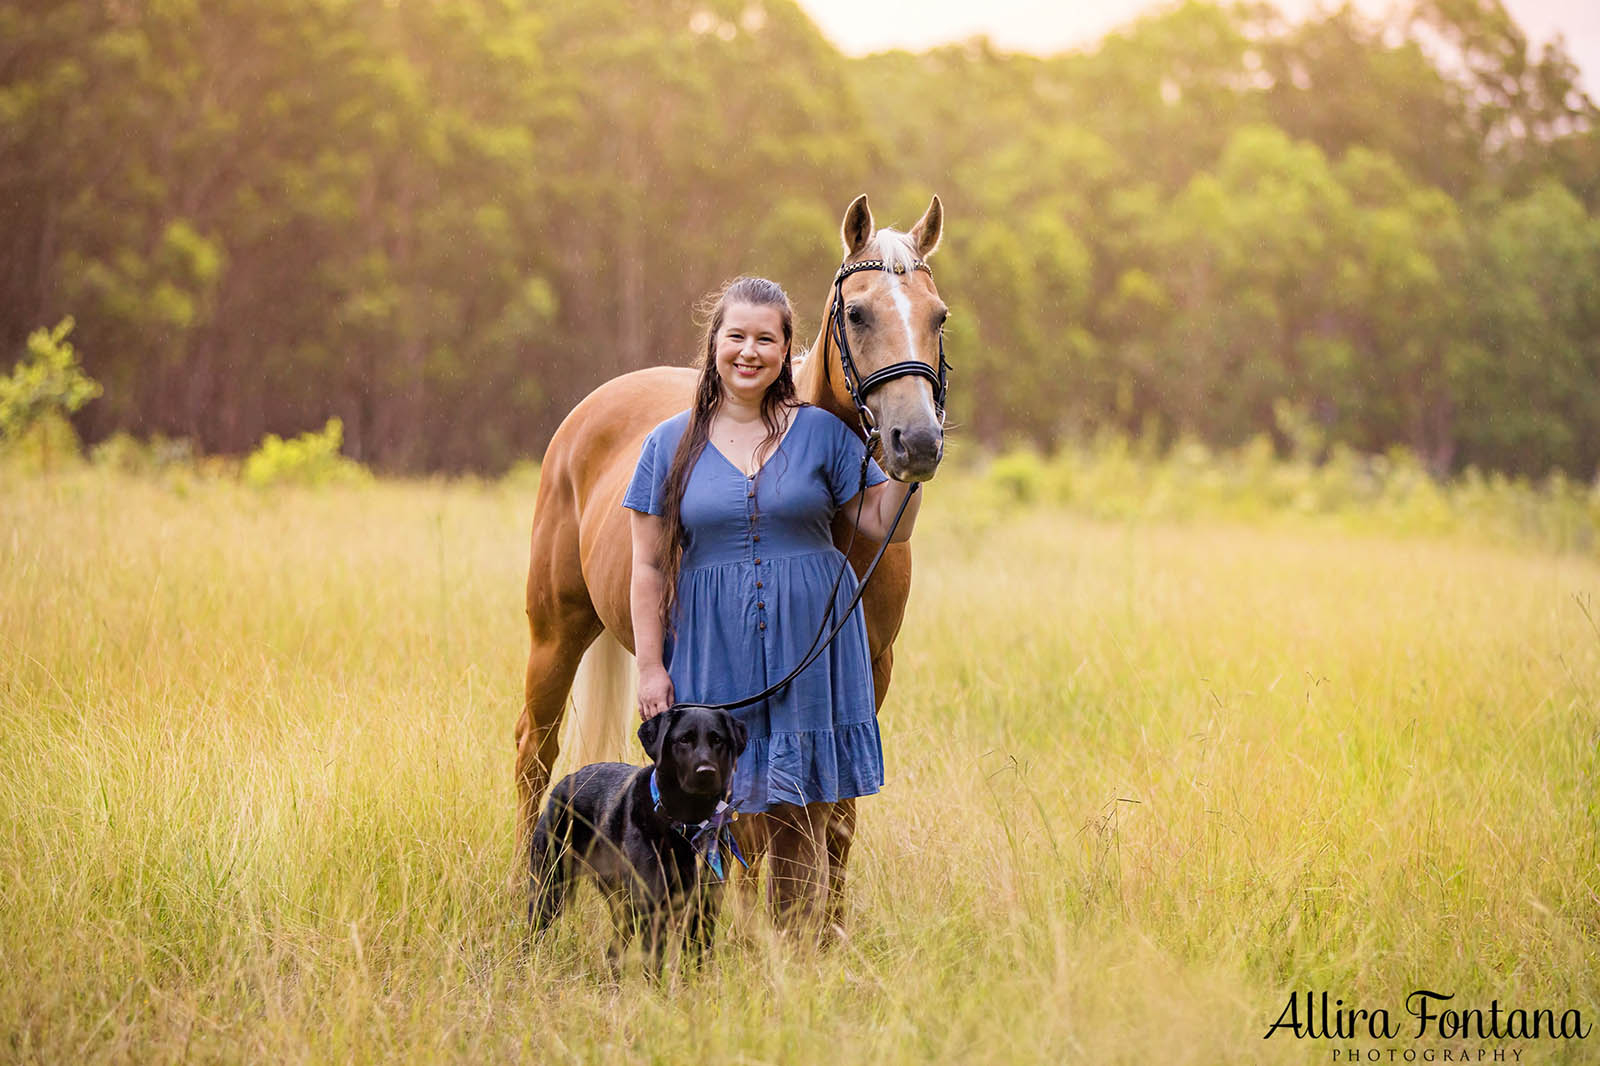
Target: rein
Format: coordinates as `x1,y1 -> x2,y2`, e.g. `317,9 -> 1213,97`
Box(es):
667,256 -> 948,718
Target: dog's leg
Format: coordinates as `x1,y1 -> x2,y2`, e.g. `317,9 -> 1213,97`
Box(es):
638,903 -> 671,981
683,884 -> 720,967
528,803 -> 571,930
602,890 -> 634,976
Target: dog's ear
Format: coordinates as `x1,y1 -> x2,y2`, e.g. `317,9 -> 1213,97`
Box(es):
720,710 -> 748,758
637,708 -> 676,763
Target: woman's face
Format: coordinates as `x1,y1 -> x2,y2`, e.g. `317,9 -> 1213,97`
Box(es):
714,302 -> 787,406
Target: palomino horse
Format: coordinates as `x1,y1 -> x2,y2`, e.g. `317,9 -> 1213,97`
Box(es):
515,194 -> 948,926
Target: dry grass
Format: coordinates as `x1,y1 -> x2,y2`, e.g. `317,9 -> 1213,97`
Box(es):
3,467 -> 1598,1063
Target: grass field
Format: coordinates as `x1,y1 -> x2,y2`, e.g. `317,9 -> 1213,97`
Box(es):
3,464 -> 1599,1064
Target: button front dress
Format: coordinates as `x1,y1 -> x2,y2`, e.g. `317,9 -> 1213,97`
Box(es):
623,404 -> 890,813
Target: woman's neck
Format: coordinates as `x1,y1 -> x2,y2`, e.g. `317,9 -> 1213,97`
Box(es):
720,394 -> 798,426
719,395 -> 765,424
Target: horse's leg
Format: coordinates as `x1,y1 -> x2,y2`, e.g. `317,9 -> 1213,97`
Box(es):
824,785 -> 864,932
515,615 -> 600,854
765,800 -> 832,934
823,643 -> 894,933
515,508 -> 603,859
730,814 -> 771,925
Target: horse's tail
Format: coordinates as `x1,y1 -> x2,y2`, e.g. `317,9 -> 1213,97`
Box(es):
558,629 -> 638,770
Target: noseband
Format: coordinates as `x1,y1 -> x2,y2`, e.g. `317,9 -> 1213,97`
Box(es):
827,257 -> 951,443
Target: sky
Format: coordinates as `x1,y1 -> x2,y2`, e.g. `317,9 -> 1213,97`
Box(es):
793,0 -> 1600,93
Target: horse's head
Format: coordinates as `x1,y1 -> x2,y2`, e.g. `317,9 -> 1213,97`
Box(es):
828,194 -> 948,483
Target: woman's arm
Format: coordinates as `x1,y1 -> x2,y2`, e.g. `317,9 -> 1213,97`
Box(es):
839,479 -> 922,543
629,510 -> 675,719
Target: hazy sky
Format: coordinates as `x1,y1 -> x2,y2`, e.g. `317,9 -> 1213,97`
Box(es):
793,0 -> 1600,92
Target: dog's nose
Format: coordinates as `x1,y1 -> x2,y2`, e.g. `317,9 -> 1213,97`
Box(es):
693,763 -> 718,780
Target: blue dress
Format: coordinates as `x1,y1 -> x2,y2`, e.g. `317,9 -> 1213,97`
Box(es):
623,403 -> 890,813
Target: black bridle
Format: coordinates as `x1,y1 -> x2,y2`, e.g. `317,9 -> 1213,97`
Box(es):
827,256 -> 950,439
666,256 -> 950,718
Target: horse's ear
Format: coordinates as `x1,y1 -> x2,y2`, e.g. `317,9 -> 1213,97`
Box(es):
841,194 -> 874,258
910,195 -> 943,259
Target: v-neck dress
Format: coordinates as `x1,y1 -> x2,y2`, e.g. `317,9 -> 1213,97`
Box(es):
623,404 -> 891,813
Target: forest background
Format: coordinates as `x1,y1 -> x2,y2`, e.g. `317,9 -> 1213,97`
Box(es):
3,0 -> 1598,479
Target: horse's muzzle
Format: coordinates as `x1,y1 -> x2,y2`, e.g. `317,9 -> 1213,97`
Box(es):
886,423 -> 942,481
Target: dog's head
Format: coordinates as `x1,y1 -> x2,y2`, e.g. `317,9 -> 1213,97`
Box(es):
637,706 -> 748,800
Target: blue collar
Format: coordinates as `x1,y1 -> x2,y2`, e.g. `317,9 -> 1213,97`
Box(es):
649,769 -> 748,882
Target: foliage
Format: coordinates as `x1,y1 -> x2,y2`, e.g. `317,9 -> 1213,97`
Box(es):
0,317 -> 100,441
973,435 -> 1600,555
1,0 -> 1597,476
89,432 -> 197,476
854,2 -> 1599,475
0,317 -> 101,473
242,418 -> 370,488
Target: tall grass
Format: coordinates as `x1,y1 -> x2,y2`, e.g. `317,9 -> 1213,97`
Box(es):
3,463 -> 1598,1063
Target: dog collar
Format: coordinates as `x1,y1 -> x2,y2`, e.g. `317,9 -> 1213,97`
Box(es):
649,769 -> 748,882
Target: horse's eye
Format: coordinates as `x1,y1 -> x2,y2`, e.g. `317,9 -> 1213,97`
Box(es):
846,305 -> 864,326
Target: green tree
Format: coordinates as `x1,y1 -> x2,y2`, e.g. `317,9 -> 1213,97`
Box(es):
1412,0 -> 1598,192
1453,182 -> 1600,475
4,0 -> 1598,475
1262,5 -> 1479,196
1122,126 -> 1358,444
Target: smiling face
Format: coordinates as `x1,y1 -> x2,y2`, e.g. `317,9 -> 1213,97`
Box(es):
713,301 -> 789,407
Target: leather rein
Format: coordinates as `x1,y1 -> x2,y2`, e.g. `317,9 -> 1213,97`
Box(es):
669,255 -> 950,716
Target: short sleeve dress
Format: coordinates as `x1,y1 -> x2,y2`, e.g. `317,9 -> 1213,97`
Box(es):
622,403 -> 891,813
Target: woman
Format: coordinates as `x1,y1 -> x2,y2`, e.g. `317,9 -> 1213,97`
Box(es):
622,276 -> 921,926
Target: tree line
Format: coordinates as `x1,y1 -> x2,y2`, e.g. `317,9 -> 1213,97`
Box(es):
2,0 -> 1596,476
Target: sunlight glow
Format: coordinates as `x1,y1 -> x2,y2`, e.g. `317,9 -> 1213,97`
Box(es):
793,0 -> 1599,87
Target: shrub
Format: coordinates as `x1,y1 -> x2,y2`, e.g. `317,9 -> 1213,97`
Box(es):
90,433 -> 200,475
987,449 -> 1050,504
0,317 -> 101,470
242,418 -> 370,488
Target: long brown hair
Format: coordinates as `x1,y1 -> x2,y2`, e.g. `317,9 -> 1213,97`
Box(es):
659,277 -> 798,635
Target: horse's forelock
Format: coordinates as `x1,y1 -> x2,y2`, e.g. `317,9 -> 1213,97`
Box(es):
869,228 -> 920,275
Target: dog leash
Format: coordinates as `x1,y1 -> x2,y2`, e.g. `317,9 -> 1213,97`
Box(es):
650,769 -> 748,881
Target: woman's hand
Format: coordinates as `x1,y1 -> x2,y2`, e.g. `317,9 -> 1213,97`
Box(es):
638,663 -> 674,720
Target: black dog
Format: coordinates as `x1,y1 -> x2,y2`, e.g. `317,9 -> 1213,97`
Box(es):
528,705 -> 748,972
